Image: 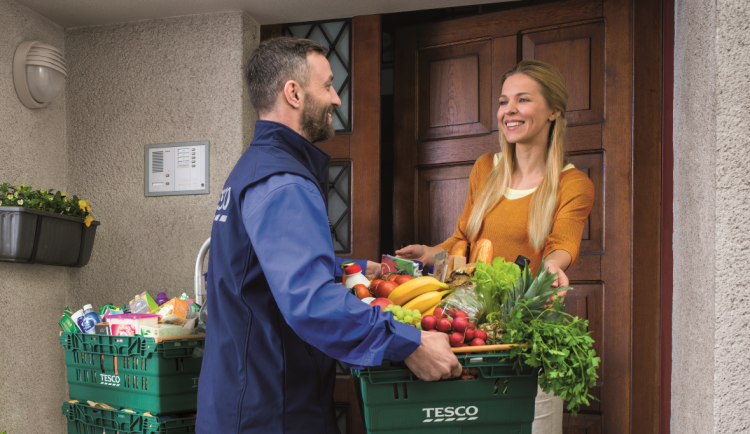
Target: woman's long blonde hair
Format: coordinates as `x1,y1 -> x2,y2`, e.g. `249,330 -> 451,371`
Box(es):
465,60 -> 569,251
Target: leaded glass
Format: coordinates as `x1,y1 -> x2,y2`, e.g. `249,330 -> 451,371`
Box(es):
326,162 -> 350,253
283,19 -> 352,132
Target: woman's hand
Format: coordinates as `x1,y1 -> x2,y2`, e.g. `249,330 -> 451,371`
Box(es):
544,260 -> 569,298
395,245 -> 445,267
543,250 -> 573,301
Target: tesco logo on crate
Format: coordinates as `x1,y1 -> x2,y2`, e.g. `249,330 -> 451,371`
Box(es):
99,374 -> 121,387
422,406 -> 479,423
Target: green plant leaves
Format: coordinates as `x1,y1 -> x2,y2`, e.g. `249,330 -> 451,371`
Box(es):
0,183 -> 91,220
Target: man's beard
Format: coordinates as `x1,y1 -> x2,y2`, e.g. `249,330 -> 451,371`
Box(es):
301,96 -> 335,143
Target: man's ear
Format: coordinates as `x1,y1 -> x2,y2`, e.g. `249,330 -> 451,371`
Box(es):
283,80 -> 303,109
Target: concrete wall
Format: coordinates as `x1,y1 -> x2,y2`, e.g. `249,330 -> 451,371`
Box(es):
673,0 -> 750,433
0,5 -> 259,432
65,11 -> 258,310
0,1 -> 69,432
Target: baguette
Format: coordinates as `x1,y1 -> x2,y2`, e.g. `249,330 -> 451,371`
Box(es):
449,240 -> 469,258
468,238 -> 494,264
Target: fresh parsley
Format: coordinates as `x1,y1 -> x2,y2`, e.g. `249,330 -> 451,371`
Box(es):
503,296 -> 600,416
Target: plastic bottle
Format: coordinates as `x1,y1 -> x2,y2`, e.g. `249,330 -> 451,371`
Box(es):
71,309 -> 86,331
155,292 -> 169,306
344,265 -> 370,294
81,304 -> 101,334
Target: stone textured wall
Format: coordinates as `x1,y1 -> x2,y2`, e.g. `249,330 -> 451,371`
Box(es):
673,0 -> 750,433
714,1 -> 750,432
0,1 -> 69,432
65,12 -> 258,310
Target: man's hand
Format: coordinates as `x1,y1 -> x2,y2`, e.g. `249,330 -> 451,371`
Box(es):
404,331 -> 462,382
365,260 -> 382,280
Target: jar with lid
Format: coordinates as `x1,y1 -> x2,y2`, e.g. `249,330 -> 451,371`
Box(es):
343,264 -> 370,294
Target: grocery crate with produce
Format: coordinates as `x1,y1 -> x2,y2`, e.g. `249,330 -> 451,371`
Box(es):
352,245 -> 599,433
58,292 -> 206,433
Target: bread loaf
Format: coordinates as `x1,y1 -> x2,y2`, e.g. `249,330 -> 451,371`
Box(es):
448,240 -> 469,258
468,238 -> 493,264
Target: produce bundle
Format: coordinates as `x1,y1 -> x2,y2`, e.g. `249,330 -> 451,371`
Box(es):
470,258 -> 600,416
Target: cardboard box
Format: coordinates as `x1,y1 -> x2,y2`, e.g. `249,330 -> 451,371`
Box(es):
150,298 -> 188,322
139,324 -> 182,338
129,291 -> 159,314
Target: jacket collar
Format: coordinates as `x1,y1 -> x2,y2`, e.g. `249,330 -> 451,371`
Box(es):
252,120 -> 331,187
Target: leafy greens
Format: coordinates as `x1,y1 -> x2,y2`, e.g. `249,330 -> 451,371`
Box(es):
470,257 -> 520,323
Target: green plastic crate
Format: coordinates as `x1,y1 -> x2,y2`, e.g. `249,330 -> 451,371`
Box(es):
352,352 -> 539,434
60,332 -> 204,414
62,401 -> 196,434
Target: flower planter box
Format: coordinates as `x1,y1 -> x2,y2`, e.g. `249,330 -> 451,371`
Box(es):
0,206 -> 99,267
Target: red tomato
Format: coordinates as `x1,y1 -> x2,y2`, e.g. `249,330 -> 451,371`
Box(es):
369,279 -> 384,291
354,284 -> 371,300
394,275 -> 414,286
386,273 -> 401,282
374,281 -> 398,299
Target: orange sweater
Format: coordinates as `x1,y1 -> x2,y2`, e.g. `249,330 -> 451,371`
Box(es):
438,152 -> 595,273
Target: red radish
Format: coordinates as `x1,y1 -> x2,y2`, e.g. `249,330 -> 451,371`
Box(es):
468,322 -> 476,330
433,307 -> 444,319
449,332 -> 464,347
461,343 -> 469,347
453,310 -> 468,318
370,298 -> 394,309
470,338 -> 486,346
474,330 -> 487,341
436,318 -> 452,333
464,328 -> 475,341
421,315 -> 438,331
446,308 -> 458,317
452,317 -> 469,333
427,329 -> 439,333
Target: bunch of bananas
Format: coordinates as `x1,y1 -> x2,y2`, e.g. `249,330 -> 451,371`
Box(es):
387,276 -> 451,318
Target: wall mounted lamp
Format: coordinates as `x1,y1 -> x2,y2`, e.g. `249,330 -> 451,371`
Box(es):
13,41 -> 68,109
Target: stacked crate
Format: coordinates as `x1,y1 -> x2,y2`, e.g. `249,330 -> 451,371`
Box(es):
60,332 -> 204,434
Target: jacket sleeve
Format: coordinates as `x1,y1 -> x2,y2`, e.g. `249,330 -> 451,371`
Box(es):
241,175 -> 421,367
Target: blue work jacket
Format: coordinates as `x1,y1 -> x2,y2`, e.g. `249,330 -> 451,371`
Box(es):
196,121 -> 421,434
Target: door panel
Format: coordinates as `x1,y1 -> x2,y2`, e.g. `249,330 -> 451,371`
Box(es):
416,165 -> 473,246
393,1 -> 636,432
418,40 -> 493,140
522,21 -> 605,125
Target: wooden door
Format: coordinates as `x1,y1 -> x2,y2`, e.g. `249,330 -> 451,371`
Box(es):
392,0 -> 636,432
262,15 -> 381,434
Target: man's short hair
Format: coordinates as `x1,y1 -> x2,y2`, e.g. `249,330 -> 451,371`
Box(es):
244,37 -> 328,115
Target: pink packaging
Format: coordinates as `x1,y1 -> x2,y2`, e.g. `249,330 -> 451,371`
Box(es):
105,313 -> 160,335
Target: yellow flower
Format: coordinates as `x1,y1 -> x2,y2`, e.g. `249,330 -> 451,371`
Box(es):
78,199 -> 91,212
14,193 -> 17,198
84,215 -> 94,227
41,189 -> 46,195
19,184 -> 25,188
17,199 -> 24,205
61,192 -> 68,198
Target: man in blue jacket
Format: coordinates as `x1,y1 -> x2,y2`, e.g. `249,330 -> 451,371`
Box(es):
196,37 -> 462,434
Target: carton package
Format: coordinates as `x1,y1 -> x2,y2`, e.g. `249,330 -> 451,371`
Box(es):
94,323 -> 111,335
139,324 -> 183,338
105,313 -> 160,335
380,255 -> 422,278
129,292 -> 159,314
110,324 -> 136,336
434,252 -> 467,283
151,298 -> 188,322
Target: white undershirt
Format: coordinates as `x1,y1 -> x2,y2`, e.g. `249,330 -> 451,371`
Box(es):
493,152 -> 575,200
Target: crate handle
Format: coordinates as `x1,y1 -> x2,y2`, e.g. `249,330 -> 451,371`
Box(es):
153,334 -> 206,343
451,344 -> 528,353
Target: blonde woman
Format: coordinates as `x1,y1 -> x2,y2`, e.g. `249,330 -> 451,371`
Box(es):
396,60 -> 595,433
